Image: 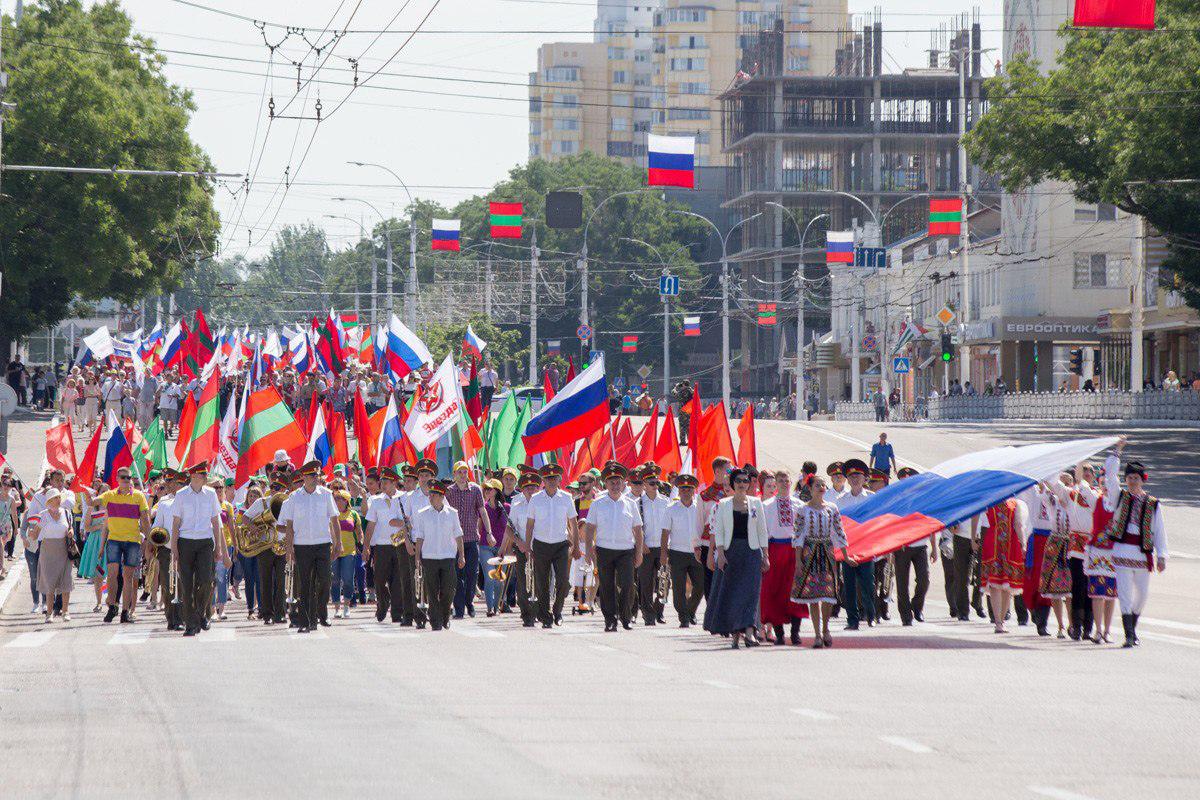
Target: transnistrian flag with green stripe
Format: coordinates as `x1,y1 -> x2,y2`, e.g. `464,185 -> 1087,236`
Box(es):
183,363 -> 222,468
929,198 -> 964,236
489,201 -> 523,239
757,303 -> 777,326
622,335 -> 638,353
235,386 -> 306,486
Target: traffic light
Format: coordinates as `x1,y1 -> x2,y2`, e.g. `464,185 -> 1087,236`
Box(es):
940,333 -> 954,362
1069,348 -> 1084,376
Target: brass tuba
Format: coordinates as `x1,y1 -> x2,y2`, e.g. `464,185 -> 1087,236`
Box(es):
149,526 -> 170,547
237,491 -> 286,558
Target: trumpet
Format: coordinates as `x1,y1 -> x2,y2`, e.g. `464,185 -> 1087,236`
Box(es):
284,560 -> 296,605
169,558 -> 181,606
414,558 -> 428,629
654,561 -> 671,618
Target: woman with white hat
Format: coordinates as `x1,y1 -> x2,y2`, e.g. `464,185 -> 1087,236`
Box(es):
30,488 -> 75,622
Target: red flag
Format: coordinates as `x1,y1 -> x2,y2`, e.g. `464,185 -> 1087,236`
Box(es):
614,417 -> 638,468
736,405 -> 757,468
653,409 -> 683,475
327,408 -> 350,468
174,391 -> 197,467
543,370 -> 556,404
353,387 -> 376,468
71,425 -> 102,491
566,422 -> 607,484
634,407 -> 658,465
565,356 -> 577,384
45,421 -> 78,476
686,384 -> 702,466
696,402 -> 736,486
1073,0 -> 1155,29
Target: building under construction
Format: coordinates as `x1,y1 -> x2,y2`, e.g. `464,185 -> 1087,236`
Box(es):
717,14 -> 997,396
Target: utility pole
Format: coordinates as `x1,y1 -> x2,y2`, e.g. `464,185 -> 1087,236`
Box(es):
851,291 -> 862,403
168,293 -> 176,327
407,215 -> 417,328
529,228 -> 539,385
720,260 -> 730,409
662,288 -> 670,404
1131,213 -> 1145,392
385,233 -> 394,323
957,40 -> 972,386
484,244 -> 493,319
370,235 -> 378,330
578,242 -> 589,361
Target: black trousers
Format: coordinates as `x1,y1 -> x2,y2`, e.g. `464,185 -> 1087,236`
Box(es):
177,537 -> 214,631
257,550 -> 286,622
596,546 -> 635,625
294,543 -> 331,628
668,550 -> 704,623
634,548 -> 659,621
156,545 -> 180,629
894,546 -> 929,624
513,547 -> 533,621
372,544 -> 404,622
422,557 -> 456,629
1069,556 -> 1093,634
949,536 -> 973,617
532,539 -> 570,625
699,545 -> 714,599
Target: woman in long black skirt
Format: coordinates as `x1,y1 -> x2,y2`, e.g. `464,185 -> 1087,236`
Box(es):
703,469 -> 770,649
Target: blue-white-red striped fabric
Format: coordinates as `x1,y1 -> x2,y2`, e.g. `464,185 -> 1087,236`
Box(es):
647,134 -> 695,188
522,354 -> 608,456
431,219 -> 461,252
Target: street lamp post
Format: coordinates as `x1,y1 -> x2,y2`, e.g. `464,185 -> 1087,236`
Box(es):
580,188 -> 656,359
347,161 -> 416,327
323,213 -> 371,325
767,203 -> 828,421
620,237 -> 688,404
670,210 -> 762,409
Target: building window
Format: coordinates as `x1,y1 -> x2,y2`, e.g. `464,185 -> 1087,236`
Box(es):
633,74 -> 651,86
678,82 -> 709,95
634,120 -> 651,132
607,141 -> 635,157
680,35 -> 706,49
557,94 -> 579,108
553,117 -> 580,131
785,56 -> 810,72
789,9 -> 814,25
737,11 -> 763,25
612,93 -> 631,107
530,143 -> 541,157
667,107 -> 711,121
611,117 -> 629,131
544,66 -> 580,82
666,8 -> 708,23
612,70 -> 628,83
1073,253 -> 1124,288
633,96 -> 651,108
669,57 -> 706,71
1073,202 -> 1119,222
552,140 -> 578,155
529,120 -> 541,135
695,131 -> 710,144
788,32 -> 809,48
608,47 -> 627,60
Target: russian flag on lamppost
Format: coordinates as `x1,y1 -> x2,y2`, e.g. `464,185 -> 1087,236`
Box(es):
826,231 -> 855,264
431,218 -> 461,251
647,134 -> 695,188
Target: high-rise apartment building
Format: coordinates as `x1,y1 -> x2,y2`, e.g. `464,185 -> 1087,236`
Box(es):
529,1 -> 848,168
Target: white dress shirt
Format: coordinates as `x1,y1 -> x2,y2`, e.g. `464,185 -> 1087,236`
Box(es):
588,493 -> 642,550
412,504 -> 463,560
278,486 -> 338,545
662,499 -> 702,552
635,493 -> 669,551
152,495 -> 176,550
401,487 -> 431,522
365,491 -> 405,546
172,485 -> 221,539
528,489 -> 577,544
507,493 -> 533,542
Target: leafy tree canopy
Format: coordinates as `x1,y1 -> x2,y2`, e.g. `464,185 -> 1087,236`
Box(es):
966,0 -> 1200,309
0,0 -> 219,343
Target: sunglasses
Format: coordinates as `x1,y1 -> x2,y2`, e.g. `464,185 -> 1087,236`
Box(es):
733,479 -> 750,486
118,475 -> 132,481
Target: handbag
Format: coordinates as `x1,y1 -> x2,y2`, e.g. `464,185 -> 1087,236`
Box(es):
65,533 -> 81,563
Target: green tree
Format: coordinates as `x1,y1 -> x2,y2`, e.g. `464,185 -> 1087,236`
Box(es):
966,1 -> 1200,309
0,1 -> 219,347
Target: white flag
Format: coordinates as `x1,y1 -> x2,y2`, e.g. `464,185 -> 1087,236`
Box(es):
83,325 -> 115,360
402,355 -> 463,451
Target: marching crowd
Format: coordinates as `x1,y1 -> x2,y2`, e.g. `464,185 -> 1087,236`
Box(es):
1,429 -> 1165,649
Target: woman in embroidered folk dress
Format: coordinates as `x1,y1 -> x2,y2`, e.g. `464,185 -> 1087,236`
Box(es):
1085,492 -> 1117,643
791,477 -> 846,649
759,471 -> 807,646
981,497 -> 1028,634
1039,479 -> 1075,638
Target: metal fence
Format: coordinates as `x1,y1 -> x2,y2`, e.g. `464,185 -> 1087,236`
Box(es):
836,391 -> 1200,422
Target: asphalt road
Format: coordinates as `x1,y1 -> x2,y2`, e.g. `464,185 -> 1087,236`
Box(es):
1,414 -> 1197,800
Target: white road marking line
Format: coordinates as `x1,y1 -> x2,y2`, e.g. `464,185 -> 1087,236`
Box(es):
1139,616 -> 1200,634
356,623 -> 419,639
791,708 -> 839,720
107,628 -> 152,645
589,644 -> 616,652
640,661 -> 669,671
451,625 -> 504,639
792,424 -> 929,471
0,558 -> 28,613
5,630 -> 57,648
1137,631 -> 1200,649
879,735 -> 933,754
199,627 -> 236,643
1168,550 -> 1200,560
1028,785 -> 1099,800
703,679 -> 740,690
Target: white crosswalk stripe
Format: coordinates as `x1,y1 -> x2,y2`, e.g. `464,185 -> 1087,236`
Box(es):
451,623 -> 504,639
5,630 -> 58,648
107,628 -> 152,645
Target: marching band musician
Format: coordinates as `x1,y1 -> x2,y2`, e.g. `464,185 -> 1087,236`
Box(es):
633,466 -> 669,626
363,467 -> 407,624
398,460 -> 438,623
660,473 -> 704,627
499,471 -> 541,627
249,479 -> 287,625
170,463 -> 226,637
525,463 -> 578,629
151,469 -> 183,630
234,479 -> 263,621
278,461 -> 341,633
411,480 -> 464,631
585,463 -> 644,632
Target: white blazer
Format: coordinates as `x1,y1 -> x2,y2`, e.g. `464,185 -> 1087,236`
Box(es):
710,496 -> 769,551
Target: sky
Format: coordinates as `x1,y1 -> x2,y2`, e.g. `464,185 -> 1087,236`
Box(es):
65,0 -> 1005,260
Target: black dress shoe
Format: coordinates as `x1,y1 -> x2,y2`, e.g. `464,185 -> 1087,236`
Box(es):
542,621 -> 553,629
621,620 -> 632,630
264,618 -> 273,626
680,620 -> 690,628
183,627 -> 197,637
467,607 -> 475,618
958,614 -> 970,622
913,611 -> 924,622
319,619 -> 331,627
604,621 -> 616,632
104,605 -> 119,623
120,610 -> 130,624
297,627 -> 309,634
902,620 -> 913,626
844,622 -> 859,631
523,619 -> 536,627
643,618 -> 656,626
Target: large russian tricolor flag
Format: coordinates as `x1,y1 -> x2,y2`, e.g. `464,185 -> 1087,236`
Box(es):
431,219 -> 461,251
304,403 -> 335,478
160,320 -> 186,369
522,354 -> 608,456
376,395 -> 408,467
385,314 -> 432,380
647,134 -> 695,189
462,324 -> 486,359
839,437 -> 1119,563
102,414 -> 135,487
826,231 -> 854,264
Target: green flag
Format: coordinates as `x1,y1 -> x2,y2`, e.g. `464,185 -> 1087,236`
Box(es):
144,417 -> 170,471
485,393 -> 519,470
507,399 -> 531,468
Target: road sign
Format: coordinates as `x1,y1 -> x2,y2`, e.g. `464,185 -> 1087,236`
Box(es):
613,376 -> 626,390
861,334 -> 877,352
854,247 -> 887,269
936,305 -> 956,326
576,324 -> 593,341
659,274 -> 680,297
589,349 -> 603,363
637,365 -> 653,380
892,357 -> 911,374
